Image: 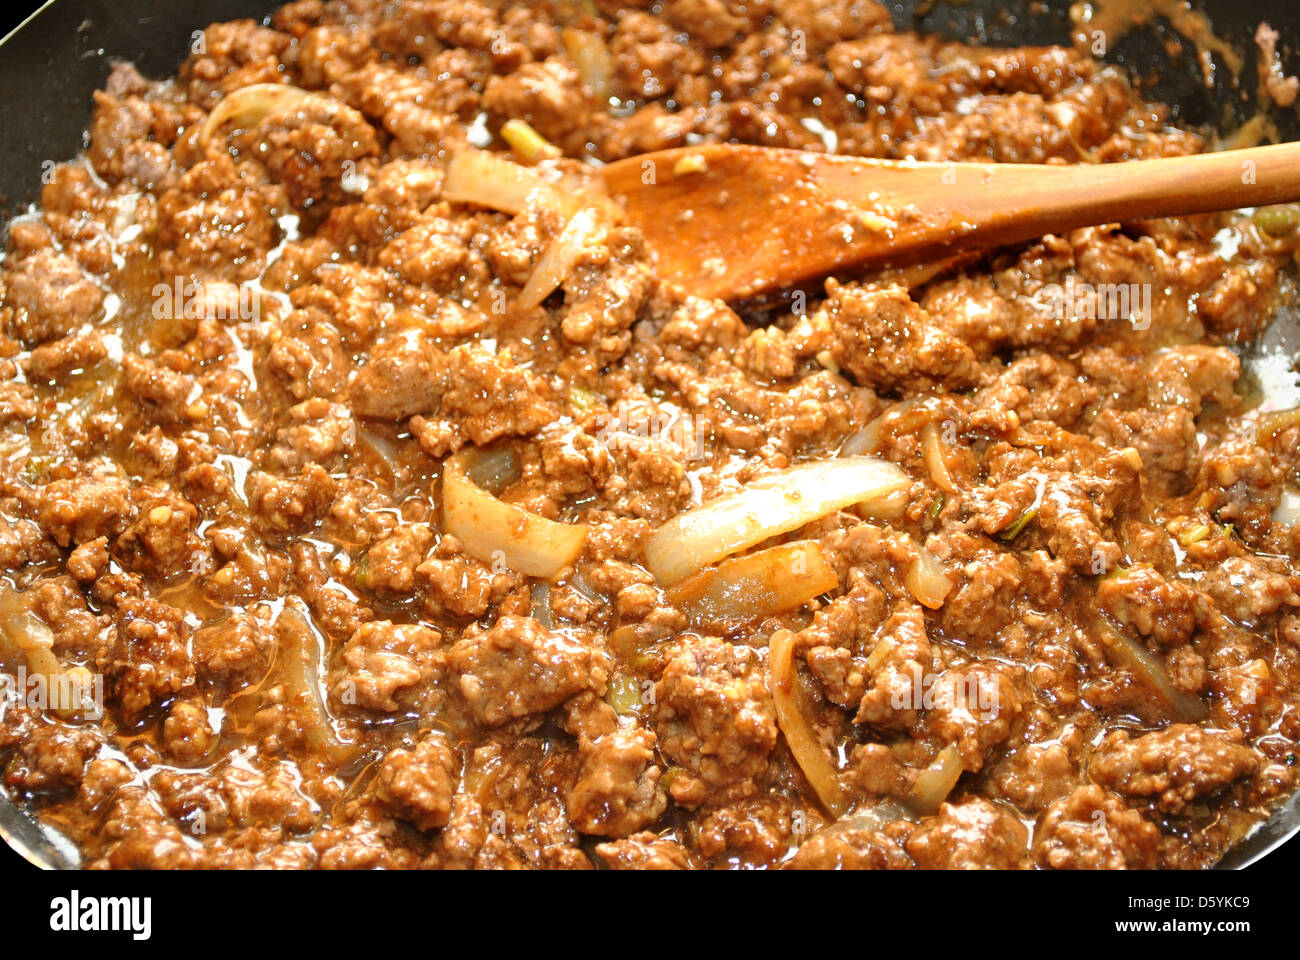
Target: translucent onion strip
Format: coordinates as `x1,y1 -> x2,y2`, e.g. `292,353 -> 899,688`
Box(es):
644,457 -> 910,585
0,589 -> 98,720
1258,407 -> 1300,445
443,148 -> 567,216
903,545 -> 954,609
198,82 -> 314,143
908,744 -> 963,815
518,207 -> 602,309
441,450 -> 588,579
1092,615 -> 1208,721
665,540 -> 838,624
921,422 -> 957,493
768,628 -> 848,818
561,27 -> 612,102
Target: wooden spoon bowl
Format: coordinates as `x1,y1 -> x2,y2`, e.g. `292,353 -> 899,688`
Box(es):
600,141 -> 1300,301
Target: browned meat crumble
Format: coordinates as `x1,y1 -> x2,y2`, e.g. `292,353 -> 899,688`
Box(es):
1,0 -> 1299,870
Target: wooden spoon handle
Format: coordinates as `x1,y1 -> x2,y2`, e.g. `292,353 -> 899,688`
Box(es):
814,141 -> 1300,253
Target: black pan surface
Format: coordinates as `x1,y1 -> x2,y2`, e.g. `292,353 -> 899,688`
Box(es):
0,0 -> 1297,871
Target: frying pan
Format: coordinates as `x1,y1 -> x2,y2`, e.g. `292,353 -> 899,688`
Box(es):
0,0 -> 1298,870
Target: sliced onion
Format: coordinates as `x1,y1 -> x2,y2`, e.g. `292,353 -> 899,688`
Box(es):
1092,615 -> 1208,721
857,486 -> 909,523
1273,487 -> 1300,526
645,456 -> 910,585
921,422 -> 956,494
275,605 -> 348,753
840,422 -> 883,458
443,148 -> 569,216
1258,407 -> 1300,445
903,545 -> 954,610
840,399 -> 944,458
198,82 -> 314,143
561,27 -> 612,102
518,207 -> 603,309
768,628 -> 848,818
666,540 -> 838,624
2,610 -> 61,677
442,449 -> 587,578
908,744 -> 963,816
465,445 -> 521,494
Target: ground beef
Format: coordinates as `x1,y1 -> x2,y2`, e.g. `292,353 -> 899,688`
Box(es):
904,798 -> 1029,869
594,831 -> 696,869
2,249 -> 104,345
2,0 -> 1298,873
328,620 -> 443,715
654,637 -> 777,798
567,724 -> 666,837
1032,785 -> 1160,869
787,821 -> 912,869
348,331 -> 448,420
96,594 -> 196,719
191,611 -> 274,687
823,281 -> 981,393
1089,725 -> 1261,813
449,615 -> 607,726
373,732 -> 458,831
22,330 -> 107,382
35,470 -> 134,547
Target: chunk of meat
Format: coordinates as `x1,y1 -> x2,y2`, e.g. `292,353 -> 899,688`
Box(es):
787,822 -> 912,869
1089,725 -> 1260,813
1032,785 -> 1159,869
328,620 -> 443,714
36,472 -> 134,548
438,345 -> 560,445
567,724 -> 666,837
1197,556 -> 1299,626
3,723 -> 102,796
482,58 -> 591,155
1203,440 -> 1282,542
363,525 -> 434,596
248,97 -> 380,207
823,281 -> 980,392
191,611 -> 274,687
922,664 -> 1023,773
96,595 -> 196,719
1097,567 -> 1202,646
904,798 -> 1029,869
654,637 -> 777,796
246,465 -> 337,533
856,605 -> 932,731
22,330 -> 108,382
374,732 -> 459,831
270,399 -> 356,469
348,330 -> 448,420
594,832 -> 695,869
3,249 -> 104,345
449,615 -> 606,726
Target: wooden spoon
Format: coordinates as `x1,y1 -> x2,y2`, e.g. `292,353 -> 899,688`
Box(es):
599,141 -> 1300,301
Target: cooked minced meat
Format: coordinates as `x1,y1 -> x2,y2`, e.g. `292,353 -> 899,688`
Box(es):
0,0 -> 1299,870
